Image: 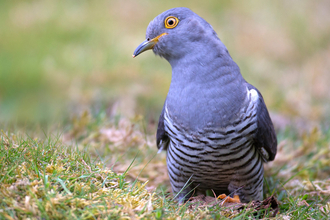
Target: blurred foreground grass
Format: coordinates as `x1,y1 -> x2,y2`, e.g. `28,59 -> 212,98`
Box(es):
1,0 -> 330,127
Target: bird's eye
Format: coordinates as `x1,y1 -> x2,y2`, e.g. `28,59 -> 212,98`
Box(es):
165,16 -> 179,29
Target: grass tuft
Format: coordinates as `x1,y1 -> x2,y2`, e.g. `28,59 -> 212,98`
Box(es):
0,130 -> 161,219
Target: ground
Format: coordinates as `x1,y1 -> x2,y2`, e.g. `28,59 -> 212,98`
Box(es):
1,112 -> 330,219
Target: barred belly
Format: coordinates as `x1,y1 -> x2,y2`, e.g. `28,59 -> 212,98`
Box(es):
164,89 -> 264,203
166,138 -> 264,203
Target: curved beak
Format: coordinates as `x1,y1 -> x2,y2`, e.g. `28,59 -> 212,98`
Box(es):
133,33 -> 167,58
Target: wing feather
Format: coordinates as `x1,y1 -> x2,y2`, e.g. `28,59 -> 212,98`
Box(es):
247,83 -> 277,161
156,102 -> 170,151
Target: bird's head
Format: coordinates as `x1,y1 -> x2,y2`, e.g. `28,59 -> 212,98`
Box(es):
133,7 -> 219,62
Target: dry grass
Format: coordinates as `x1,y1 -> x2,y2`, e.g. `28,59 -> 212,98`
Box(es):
3,112 -> 330,219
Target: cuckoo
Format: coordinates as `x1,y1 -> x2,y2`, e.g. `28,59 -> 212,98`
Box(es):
133,7 -> 277,203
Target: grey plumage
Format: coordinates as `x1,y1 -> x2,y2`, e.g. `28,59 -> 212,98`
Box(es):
133,7 -> 277,203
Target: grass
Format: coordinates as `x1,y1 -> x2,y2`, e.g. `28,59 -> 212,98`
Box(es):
1,112 -> 330,219
0,129 -> 161,219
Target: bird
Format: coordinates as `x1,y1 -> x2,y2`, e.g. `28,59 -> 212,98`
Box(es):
133,7 -> 277,203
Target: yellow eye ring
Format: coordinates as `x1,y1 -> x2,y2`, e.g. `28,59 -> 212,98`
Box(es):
165,16 -> 179,29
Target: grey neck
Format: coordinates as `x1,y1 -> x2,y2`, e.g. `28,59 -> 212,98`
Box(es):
165,42 -> 248,130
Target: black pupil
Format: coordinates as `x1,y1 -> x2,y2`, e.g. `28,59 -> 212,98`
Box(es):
168,19 -> 174,25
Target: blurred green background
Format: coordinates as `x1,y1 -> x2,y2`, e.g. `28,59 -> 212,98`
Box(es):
1,0 -> 330,128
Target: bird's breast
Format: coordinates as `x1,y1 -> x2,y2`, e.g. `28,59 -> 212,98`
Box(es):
167,66 -> 248,129
164,86 -> 259,158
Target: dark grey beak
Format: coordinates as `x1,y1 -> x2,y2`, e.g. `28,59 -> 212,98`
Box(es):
133,33 -> 167,58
